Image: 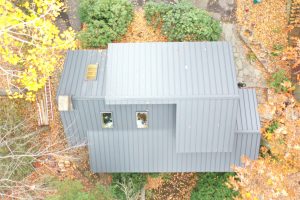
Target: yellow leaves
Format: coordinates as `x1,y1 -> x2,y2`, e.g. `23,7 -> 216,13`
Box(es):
293,145 -> 300,150
265,132 -> 273,140
245,192 -> 251,198
267,178 -> 273,185
280,80 -> 295,92
0,0 -> 76,101
23,2 -> 30,9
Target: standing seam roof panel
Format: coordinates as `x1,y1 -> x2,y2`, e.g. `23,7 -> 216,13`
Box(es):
105,42 -> 239,104
57,50 -> 107,98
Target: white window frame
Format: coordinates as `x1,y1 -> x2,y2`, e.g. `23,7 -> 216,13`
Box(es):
136,111 -> 148,129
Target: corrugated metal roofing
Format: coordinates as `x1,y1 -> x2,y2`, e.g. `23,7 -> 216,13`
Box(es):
56,50 -> 107,98
105,42 -> 239,104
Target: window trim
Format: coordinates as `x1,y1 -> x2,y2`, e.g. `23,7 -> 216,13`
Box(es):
101,112 -> 113,129
136,111 -> 149,129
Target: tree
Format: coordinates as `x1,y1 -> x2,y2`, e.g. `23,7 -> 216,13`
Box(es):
0,0 -> 75,101
0,99 -> 86,199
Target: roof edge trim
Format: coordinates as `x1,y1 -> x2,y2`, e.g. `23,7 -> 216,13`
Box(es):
105,95 -> 240,100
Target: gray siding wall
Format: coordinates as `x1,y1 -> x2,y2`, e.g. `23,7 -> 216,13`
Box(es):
59,99 -> 260,172
88,131 -> 260,172
176,98 -> 239,153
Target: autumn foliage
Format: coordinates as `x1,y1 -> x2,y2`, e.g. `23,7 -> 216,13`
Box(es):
228,1 -> 300,199
0,0 -> 75,101
228,91 -> 300,199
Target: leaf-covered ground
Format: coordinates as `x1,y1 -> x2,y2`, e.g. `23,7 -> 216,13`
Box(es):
236,0 -> 288,51
119,9 -> 167,43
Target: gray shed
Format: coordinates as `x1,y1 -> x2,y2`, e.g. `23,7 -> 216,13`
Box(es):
57,42 -> 261,172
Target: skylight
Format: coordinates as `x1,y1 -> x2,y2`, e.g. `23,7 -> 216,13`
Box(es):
85,63 -> 98,80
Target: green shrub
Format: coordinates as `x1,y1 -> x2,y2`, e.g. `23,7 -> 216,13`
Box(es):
47,179 -> 115,200
144,1 -> 222,41
112,173 -> 147,200
269,69 -> 291,93
266,121 -> 279,133
78,0 -> 133,48
190,173 -> 238,200
144,1 -> 172,28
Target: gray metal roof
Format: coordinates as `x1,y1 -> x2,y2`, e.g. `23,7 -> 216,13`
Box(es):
57,50 -> 107,98
105,42 -> 239,104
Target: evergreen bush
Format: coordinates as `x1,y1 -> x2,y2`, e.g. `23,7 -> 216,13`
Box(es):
145,1 -> 222,41
78,0 -> 133,48
190,173 -> 238,200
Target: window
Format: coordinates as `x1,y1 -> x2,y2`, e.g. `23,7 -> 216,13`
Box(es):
85,63 -> 98,80
101,112 -> 113,128
136,112 -> 148,128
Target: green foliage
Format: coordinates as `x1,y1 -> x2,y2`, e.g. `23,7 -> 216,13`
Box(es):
144,1 -> 222,42
266,121 -> 279,133
47,179 -> 115,200
112,173 -> 147,200
273,44 -> 284,51
190,173 -> 238,200
246,52 -> 257,63
78,0 -> 133,48
148,173 -> 160,178
271,44 -> 284,57
269,69 -> 290,93
144,1 -> 172,28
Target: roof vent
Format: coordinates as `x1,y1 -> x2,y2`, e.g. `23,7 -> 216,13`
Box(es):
85,63 -> 98,80
58,96 -> 73,111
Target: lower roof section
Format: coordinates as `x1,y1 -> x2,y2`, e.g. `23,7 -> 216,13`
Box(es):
87,130 -> 260,172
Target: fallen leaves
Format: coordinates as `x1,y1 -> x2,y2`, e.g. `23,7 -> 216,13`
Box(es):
148,173 -> 197,200
229,88 -> 300,199
119,9 -> 167,43
236,0 -> 288,51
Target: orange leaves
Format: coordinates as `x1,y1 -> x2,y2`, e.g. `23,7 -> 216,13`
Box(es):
230,88 -> 300,199
236,0 -> 288,51
120,9 -> 167,43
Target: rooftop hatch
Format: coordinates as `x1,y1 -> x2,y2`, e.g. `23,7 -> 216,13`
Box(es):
85,63 -> 98,80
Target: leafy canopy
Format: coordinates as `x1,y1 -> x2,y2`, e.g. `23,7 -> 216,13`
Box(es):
78,0 -> 133,48
0,0 -> 75,101
145,1 -> 222,42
